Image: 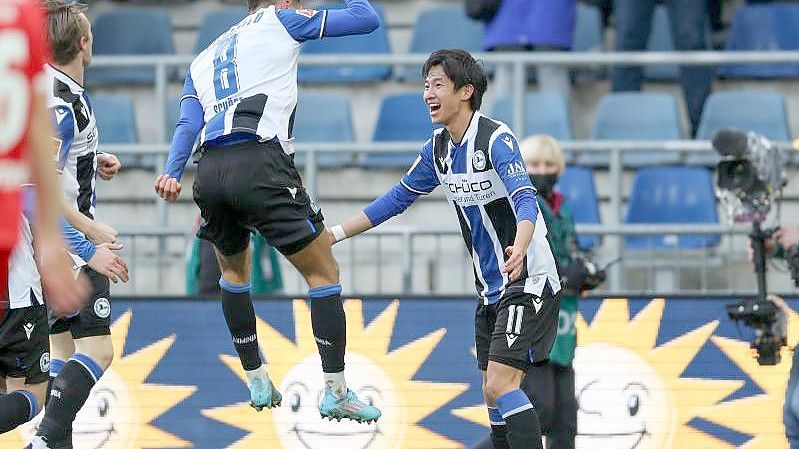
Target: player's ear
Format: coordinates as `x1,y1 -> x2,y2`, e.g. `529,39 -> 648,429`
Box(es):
460,84 -> 475,103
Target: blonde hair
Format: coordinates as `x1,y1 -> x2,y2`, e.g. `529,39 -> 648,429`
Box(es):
42,0 -> 89,65
518,134 -> 566,173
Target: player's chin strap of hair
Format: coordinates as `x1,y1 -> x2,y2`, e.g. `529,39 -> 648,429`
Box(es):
330,225 -> 347,243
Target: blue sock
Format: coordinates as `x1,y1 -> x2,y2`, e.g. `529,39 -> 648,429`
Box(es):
45,358 -> 66,407
487,406 -> 510,449
0,390 -> 38,432
496,389 -> 543,449
309,284 -> 346,373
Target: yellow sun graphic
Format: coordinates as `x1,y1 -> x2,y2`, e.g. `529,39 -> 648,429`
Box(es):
1,310 -> 196,449
202,299 -> 468,449
452,298 -> 744,449
697,302 -> 799,449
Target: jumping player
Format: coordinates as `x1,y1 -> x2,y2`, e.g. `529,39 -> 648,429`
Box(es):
33,2 -> 129,448
155,0 -> 382,422
0,0 -> 87,436
329,49 -> 561,449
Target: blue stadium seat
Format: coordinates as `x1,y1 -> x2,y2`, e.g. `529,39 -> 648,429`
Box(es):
165,96 -> 181,142
572,4 -> 603,52
87,9 -> 175,85
398,7 -> 484,81
195,8 -> 248,54
719,4 -> 799,78
491,92 -> 572,140
91,94 -> 137,144
691,91 -> 791,165
625,167 -> 719,249
299,4 -> 391,83
644,6 -> 680,80
362,93 -> 436,168
292,93 -> 355,168
580,92 -> 683,167
556,167 -> 600,250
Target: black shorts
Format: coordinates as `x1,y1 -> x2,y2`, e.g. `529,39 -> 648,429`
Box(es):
193,139 -> 324,257
50,267 -> 111,339
0,304 -> 49,385
475,282 -> 559,371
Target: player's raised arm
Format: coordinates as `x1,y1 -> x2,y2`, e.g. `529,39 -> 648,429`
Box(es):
156,70 -> 204,201
490,132 -> 539,281
276,0 -> 379,42
329,141 -> 439,245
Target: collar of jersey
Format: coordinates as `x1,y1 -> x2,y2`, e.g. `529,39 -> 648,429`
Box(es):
46,64 -> 84,93
448,110 -> 483,150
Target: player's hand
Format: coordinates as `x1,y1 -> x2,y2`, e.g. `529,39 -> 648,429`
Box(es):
503,245 -> 526,282
154,174 -> 182,202
88,242 -> 129,283
87,220 -> 118,245
97,153 -> 122,180
776,225 -> 799,250
36,235 -> 89,316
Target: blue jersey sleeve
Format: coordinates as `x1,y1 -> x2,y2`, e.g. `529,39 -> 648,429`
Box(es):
490,132 -> 538,223
164,70 -> 204,181
276,0 -> 379,42
400,141 -> 440,195
51,106 -> 74,171
363,183 -> 419,226
61,218 -> 96,262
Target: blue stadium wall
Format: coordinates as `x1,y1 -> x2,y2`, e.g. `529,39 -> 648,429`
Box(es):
4,296 -> 796,449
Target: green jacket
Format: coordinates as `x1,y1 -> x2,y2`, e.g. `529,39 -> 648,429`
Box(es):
538,192 -> 579,366
186,234 -> 283,296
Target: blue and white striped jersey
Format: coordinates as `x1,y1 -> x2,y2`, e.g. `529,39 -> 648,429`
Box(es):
402,112 -> 561,304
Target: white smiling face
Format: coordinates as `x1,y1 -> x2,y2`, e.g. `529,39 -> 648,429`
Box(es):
273,352 -> 400,449
574,344 -> 672,449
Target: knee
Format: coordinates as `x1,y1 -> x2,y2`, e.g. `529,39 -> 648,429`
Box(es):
76,337 -> 114,370
483,376 -> 517,405
220,267 -> 250,286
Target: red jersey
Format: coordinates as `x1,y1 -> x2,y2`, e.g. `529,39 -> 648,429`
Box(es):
0,0 -> 49,248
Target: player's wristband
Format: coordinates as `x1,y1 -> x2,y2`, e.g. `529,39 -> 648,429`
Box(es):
330,225 -> 347,242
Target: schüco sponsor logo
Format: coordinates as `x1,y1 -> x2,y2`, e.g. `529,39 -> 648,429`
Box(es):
446,179 -> 493,194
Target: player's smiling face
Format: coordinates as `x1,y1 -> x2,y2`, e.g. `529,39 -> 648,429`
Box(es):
424,64 -> 472,126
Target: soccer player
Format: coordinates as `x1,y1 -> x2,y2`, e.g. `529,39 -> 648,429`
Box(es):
155,0 -> 382,422
1,186 -> 125,438
329,49 -> 561,449
0,0 -> 87,436
32,2 -> 129,448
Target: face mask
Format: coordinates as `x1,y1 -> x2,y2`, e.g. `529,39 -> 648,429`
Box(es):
530,174 -> 559,195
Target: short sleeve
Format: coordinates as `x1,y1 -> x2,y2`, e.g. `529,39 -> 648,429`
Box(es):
400,140 -> 439,195
276,8 -> 327,42
51,106 -> 75,170
490,132 -> 535,197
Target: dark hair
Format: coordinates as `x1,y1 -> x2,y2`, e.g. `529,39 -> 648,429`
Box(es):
422,49 -> 488,111
42,0 -> 88,65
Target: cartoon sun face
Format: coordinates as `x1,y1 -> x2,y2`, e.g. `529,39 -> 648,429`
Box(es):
203,299 -> 467,449
2,311 -> 195,449
574,343 -> 671,449
273,352 -> 399,449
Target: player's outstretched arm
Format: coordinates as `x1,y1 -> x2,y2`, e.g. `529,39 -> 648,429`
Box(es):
329,183 -> 421,245
61,201 -> 118,245
277,0 -> 379,42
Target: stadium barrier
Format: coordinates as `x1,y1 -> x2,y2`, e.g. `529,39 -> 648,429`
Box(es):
0,296 -> 793,449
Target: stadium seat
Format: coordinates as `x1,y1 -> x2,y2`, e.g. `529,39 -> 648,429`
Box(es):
625,166 -> 720,249
299,4 -> 391,83
719,3 -> 799,78
691,90 -> 791,165
556,167 -> 600,250
292,93 -> 356,168
491,92 -> 572,141
362,93 -> 436,168
580,92 -> 683,167
195,7 -> 248,54
87,9 -> 175,85
572,4 -> 603,52
644,6 -> 680,80
398,7 -> 484,81
92,94 -> 138,144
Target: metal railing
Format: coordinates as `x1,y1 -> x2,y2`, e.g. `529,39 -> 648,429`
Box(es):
89,50 -> 799,294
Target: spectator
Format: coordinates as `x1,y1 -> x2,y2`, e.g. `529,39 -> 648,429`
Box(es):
612,0 -> 714,135
469,0 -> 578,96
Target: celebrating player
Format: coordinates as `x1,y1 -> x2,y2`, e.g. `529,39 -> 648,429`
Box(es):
329,49 -> 562,449
32,2 -> 129,448
155,0 -> 382,422
0,0 -> 87,437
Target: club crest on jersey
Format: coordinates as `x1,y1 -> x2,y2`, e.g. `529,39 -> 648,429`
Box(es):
94,297 -> 111,319
506,161 -> 526,177
472,150 -> 486,171
40,352 -> 50,373
295,8 -> 318,18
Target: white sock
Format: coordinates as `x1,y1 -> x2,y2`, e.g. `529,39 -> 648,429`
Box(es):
245,365 -> 270,385
324,372 -> 347,398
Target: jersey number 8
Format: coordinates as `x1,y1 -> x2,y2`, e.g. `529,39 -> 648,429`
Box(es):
0,30 -> 31,155
213,34 -> 240,100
